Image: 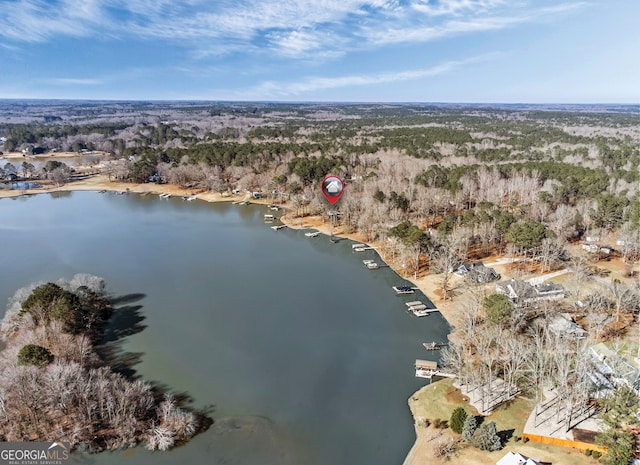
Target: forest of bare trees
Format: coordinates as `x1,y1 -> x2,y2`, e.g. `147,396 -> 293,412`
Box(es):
1,101 -> 639,461
0,275 -> 203,452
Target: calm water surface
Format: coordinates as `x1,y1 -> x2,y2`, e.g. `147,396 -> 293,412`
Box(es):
0,191 -> 450,465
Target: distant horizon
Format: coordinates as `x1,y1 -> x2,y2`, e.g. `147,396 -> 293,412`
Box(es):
0,98 -> 638,107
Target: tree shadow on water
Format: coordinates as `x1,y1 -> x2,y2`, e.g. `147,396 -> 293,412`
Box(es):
95,292 -> 214,435
95,294 -> 147,379
109,293 -> 147,306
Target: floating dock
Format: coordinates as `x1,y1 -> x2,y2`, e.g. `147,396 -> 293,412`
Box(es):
423,342 -> 447,351
366,262 -> 379,269
415,359 -> 456,379
271,225 -> 286,231
405,301 -> 439,316
305,231 -> 320,237
411,307 -> 440,317
264,214 -> 275,221
415,359 -> 438,379
392,286 -> 415,295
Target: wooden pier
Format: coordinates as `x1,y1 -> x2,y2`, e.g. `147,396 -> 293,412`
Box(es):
392,285 -> 415,295
405,301 -> 423,307
415,359 -> 456,379
422,342 -> 447,351
405,301 -> 439,317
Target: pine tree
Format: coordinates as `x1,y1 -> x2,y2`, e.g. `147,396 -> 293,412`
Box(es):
461,414 -> 477,442
596,386 -> 640,465
471,420 -> 502,451
450,407 -> 468,434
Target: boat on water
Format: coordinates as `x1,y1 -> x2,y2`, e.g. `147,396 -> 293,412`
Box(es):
271,225 -> 286,231
187,195 -> 196,201
362,259 -> 375,265
159,193 -> 171,199
366,262 -> 379,270
264,214 -> 275,221
305,231 -> 320,237
392,285 -> 414,295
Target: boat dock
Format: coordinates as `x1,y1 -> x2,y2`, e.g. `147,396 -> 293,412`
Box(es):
392,285 -> 415,295
271,225 -> 286,231
415,359 -> 456,379
305,231 -> 320,237
405,301 -> 439,317
405,301 -> 423,307
412,307 -> 440,317
264,214 -> 275,221
423,342 -> 447,351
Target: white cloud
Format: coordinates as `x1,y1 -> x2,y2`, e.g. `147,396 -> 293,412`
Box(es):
0,0 -> 588,61
1,0 -> 109,42
233,54 -> 499,99
46,78 -> 105,85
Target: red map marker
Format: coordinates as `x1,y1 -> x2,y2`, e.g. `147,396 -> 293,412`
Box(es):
321,175 -> 345,205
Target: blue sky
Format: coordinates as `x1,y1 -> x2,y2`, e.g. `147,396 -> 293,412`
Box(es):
0,0 -> 638,102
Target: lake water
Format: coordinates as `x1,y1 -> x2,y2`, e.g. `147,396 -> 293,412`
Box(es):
0,191 -> 450,465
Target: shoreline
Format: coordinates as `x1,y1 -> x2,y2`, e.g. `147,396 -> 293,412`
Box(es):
1,175 -> 447,465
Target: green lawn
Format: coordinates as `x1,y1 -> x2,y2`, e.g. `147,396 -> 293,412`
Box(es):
410,378 -> 533,441
409,379 -> 599,465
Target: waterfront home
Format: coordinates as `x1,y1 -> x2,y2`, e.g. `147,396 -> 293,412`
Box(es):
547,313 -> 587,339
454,262 -> 500,283
589,343 -> 640,395
496,279 -> 565,304
496,451 -> 547,465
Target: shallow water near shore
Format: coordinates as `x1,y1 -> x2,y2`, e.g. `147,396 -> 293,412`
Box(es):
0,191 -> 450,465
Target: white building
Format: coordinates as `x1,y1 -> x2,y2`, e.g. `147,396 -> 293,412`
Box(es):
496,451 -> 546,465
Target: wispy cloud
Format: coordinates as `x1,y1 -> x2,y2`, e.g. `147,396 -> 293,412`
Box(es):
45,78 -> 105,86
231,54 -> 499,99
0,0 -> 587,60
1,0 -> 108,42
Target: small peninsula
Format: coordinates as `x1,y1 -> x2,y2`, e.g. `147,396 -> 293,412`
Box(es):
0,274 -> 206,452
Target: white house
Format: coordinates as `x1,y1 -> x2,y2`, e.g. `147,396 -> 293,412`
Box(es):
496,451 -> 546,465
